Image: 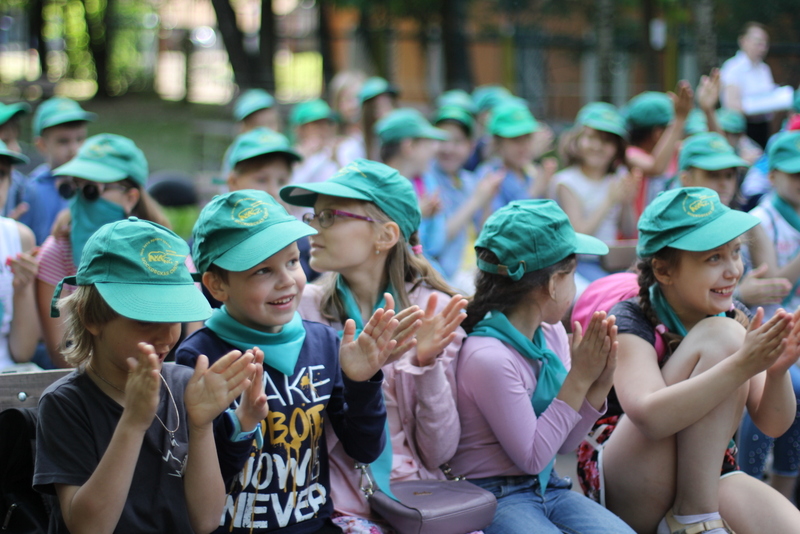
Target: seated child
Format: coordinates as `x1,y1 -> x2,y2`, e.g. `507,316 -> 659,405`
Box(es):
34,217 -> 256,533
177,189 -> 402,533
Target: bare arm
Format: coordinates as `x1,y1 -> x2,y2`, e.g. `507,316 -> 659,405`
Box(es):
445,172 -> 503,241
9,223 -> 40,362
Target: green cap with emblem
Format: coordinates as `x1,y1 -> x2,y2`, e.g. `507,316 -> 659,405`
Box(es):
636,187 -> 759,258
53,133 -> 148,186
223,127 -> 300,176
768,131 -> 800,173
475,199 -> 608,281
358,77 -> 400,105
488,100 -> 539,138
375,108 -> 449,144
280,158 -> 421,240
576,102 -> 628,139
435,90 -> 477,115
716,108 -> 746,134
0,140 -> 30,166
678,132 -> 748,171
472,86 -> 511,114
50,217 -> 211,321
33,97 -> 96,137
290,99 -> 335,126
434,106 -> 474,135
233,89 -> 275,121
624,91 -> 674,129
192,189 -> 316,274
0,102 -> 31,127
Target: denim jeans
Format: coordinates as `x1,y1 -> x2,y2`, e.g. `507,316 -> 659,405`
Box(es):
470,472 -> 635,534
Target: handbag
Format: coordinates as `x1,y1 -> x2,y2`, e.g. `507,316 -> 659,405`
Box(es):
356,463 -> 497,534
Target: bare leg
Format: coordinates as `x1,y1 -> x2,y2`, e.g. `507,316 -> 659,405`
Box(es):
769,474 -> 797,503
719,472 -> 800,533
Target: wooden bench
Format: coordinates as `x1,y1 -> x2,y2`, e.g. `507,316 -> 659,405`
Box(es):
0,369 -> 72,412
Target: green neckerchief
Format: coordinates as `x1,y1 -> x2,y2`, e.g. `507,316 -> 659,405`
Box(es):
335,275 -> 397,499
649,284 -> 726,337
468,310 -> 568,494
770,195 -> 800,306
205,306 -> 306,376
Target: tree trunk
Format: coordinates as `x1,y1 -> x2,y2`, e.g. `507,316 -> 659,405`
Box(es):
357,5 -> 389,78
441,0 -> 473,91
641,0 -> 659,90
28,0 -> 48,78
596,0 -> 614,103
318,0 -> 335,95
211,0 -> 255,87
82,0 -> 111,97
258,0 -> 276,92
693,0 -> 716,76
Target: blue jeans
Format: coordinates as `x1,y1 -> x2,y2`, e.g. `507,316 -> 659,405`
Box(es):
470,473 -> 634,534
738,364 -> 800,477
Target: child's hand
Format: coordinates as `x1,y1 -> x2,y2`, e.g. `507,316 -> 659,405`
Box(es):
738,263 -> 792,305
737,308 -> 793,376
121,343 -> 162,432
340,299 -> 399,381
185,349 -> 255,429
414,293 -> 468,367
610,169 -> 642,205
532,125 -> 555,158
235,348 -> 268,432
475,170 -> 504,200
8,248 -> 39,290
420,193 -> 442,218
696,68 -> 721,112
592,317 -> 618,389
570,312 -> 614,386
384,293 -> 423,363
669,80 -> 694,120
767,308 -> 800,377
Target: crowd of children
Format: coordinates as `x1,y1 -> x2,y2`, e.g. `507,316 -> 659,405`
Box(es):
4,43 -> 800,534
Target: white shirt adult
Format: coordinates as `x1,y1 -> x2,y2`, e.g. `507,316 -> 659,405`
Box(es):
720,25 -> 775,121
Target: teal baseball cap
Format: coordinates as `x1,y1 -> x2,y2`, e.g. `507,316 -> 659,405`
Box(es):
488,100 -> 538,138
33,97 -> 96,137
51,217 -> 212,322
625,91 -> 674,129
716,108 -> 746,134
0,102 -> 31,127
679,132 -> 748,171
53,134 -> 148,186
637,187 -> 759,258
290,99 -> 335,126
224,128 -> 300,175
435,90 -> 477,115
233,89 -> 275,121
192,190 -> 316,274
280,158 -> 421,240
434,106 -> 474,135
684,109 -> 708,136
476,199 -> 608,280
0,140 -> 29,166
375,108 -> 448,144
576,102 -> 628,139
768,131 -> 800,173
472,86 -> 511,114
359,77 -> 400,105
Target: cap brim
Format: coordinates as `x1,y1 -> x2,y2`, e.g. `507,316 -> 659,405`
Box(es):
280,182 -> 372,207
40,111 -> 97,132
0,103 -> 31,125
214,219 -> 317,272
670,210 -> 760,252
96,282 -> 212,322
0,149 -> 29,165
236,145 -> 301,163
419,125 -> 449,141
692,153 -> 749,170
774,157 -> 800,174
235,102 -> 275,121
494,122 -> 539,138
575,233 -> 610,256
583,119 -> 628,139
53,159 -> 127,182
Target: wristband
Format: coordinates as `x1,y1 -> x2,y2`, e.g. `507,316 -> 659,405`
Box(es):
225,408 -> 264,449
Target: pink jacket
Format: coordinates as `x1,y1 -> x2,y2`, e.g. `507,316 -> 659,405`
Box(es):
298,282 -> 464,519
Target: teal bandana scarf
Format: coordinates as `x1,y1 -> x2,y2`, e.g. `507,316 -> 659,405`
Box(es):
649,284 -> 725,337
469,310 -> 568,494
69,195 -> 126,267
205,306 -> 306,376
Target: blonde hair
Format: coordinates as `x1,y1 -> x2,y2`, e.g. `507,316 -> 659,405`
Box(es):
317,202 -> 456,322
58,285 -> 119,367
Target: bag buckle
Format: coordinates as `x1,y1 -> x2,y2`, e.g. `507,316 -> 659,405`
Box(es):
440,463 -> 465,481
355,462 -> 375,497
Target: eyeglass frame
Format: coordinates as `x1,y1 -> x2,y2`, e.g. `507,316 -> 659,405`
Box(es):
57,178 -> 132,202
302,209 -> 377,228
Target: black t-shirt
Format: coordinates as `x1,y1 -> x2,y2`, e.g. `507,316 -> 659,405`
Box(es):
34,363 -> 195,533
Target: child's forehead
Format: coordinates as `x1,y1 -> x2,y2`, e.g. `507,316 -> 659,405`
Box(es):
234,154 -> 292,176
42,121 -> 88,138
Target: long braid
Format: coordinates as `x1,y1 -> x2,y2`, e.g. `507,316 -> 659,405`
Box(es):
637,251 -> 684,355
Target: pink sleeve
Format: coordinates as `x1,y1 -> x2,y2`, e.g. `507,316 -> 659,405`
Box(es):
36,236 -> 75,286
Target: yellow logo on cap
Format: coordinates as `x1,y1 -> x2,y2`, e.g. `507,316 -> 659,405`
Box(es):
334,161 -> 367,179
232,197 -> 269,226
140,238 -> 185,276
682,191 -> 716,218
709,138 -> 727,152
86,140 -> 115,158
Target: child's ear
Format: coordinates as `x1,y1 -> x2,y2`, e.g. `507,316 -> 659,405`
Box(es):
226,171 -> 239,191
679,170 -> 691,188
34,136 -> 46,156
768,170 -> 777,184
375,221 -> 401,254
202,271 -> 229,302
652,257 -> 674,285
399,138 -> 415,158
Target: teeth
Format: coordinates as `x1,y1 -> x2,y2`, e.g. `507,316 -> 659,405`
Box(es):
711,287 -> 733,295
270,296 -> 293,305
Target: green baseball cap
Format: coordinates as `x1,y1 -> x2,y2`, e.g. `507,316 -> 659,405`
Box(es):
192,190 -> 316,274
679,132 -> 748,171
716,108 -> 746,134
434,106 -> 474,135
435,90 -> 477,115
0,102 -> 30,127
624,91 -> 674,129
233,89 -> 275,121
290,99 -> 335,126
53,133 -> 148,186
51,217 -> 211,322
475,199 -> 608,280
576,102 -> 628,139
684,109 -> 708,136
280,158 -> 421,240
223,128 -> 300,175
359,77 -> 400,105
637,187 -> 759,258
768,131 -> 800,173
0,140 -> 30,166
375,108 -> 448,144
488,100 -> 539,138
33,97 -> 96,137
472,86 -> 511,114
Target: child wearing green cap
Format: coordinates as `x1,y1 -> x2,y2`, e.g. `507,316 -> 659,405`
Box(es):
34,133 -> 171,366
0,140 -> 39,370
576,187 -> 800,533
177,189 -> 408,533
233,89 -> 280,134
449,199 -> 633,534
35,217 -> 258,533
281,159 -> 468,532
0,101 -> 33,218
20,97 -> 96,245
359,77 -> 398,161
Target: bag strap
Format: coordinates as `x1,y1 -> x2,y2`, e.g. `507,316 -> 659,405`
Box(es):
354,462 -> 375,499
